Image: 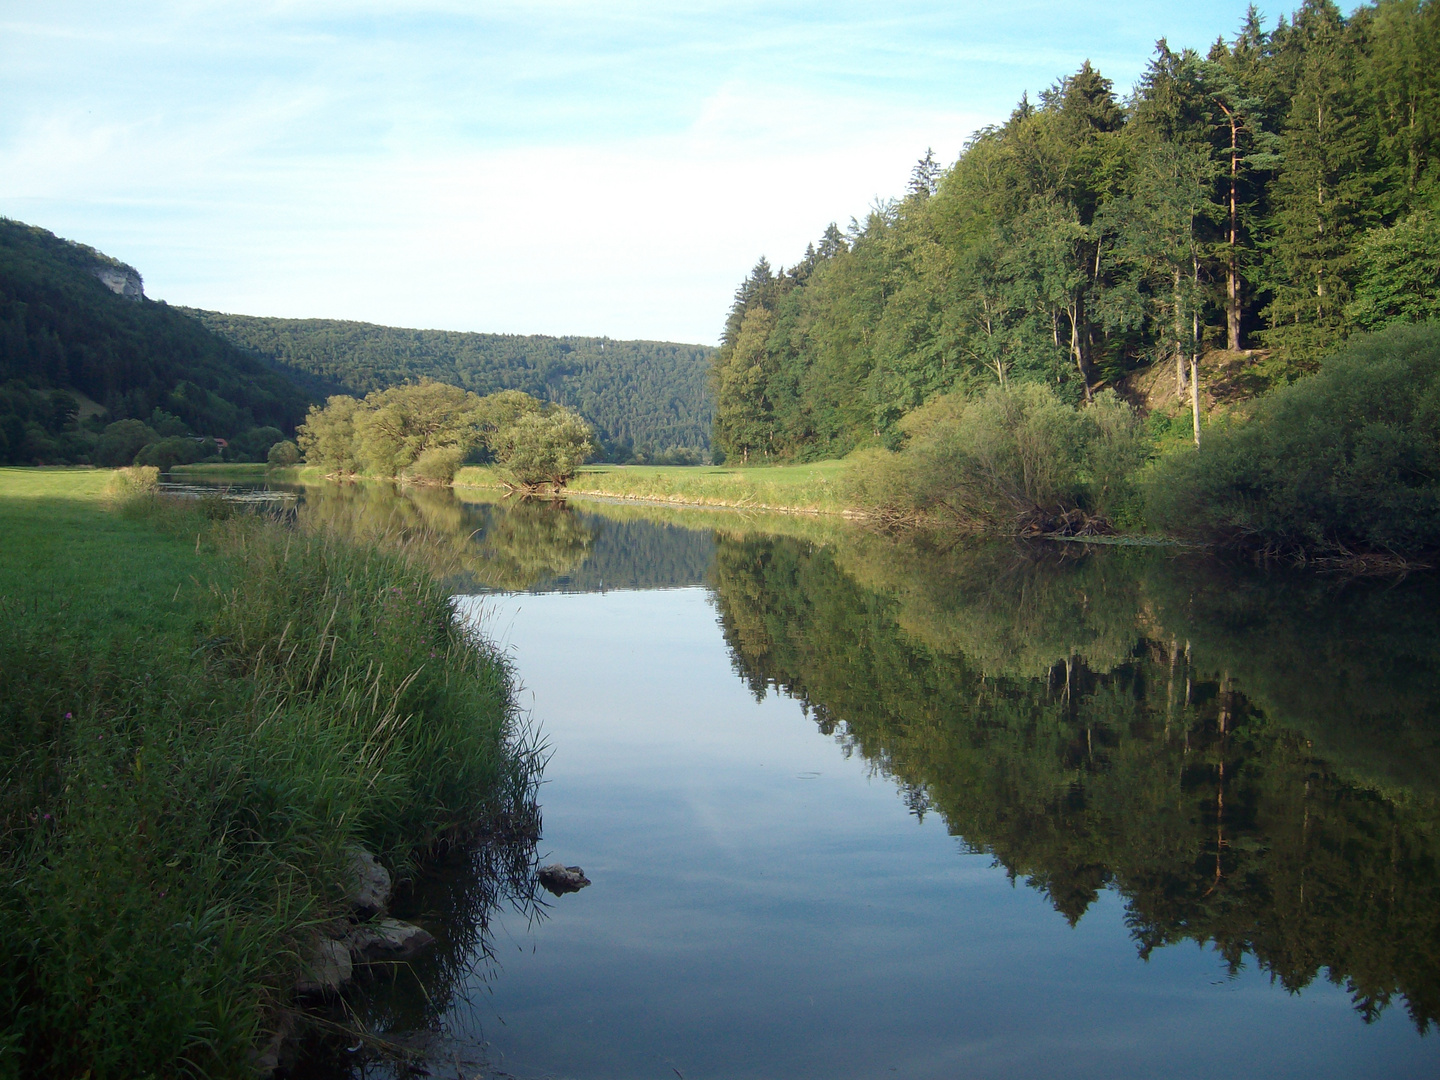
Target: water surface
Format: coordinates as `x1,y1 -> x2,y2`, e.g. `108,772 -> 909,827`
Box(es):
182,480 -> 1440,1078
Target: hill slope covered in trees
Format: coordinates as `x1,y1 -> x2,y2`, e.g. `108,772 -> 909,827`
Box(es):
0,219 -> 312,463
712,0 -> 1440,463
188,311 -> 715,461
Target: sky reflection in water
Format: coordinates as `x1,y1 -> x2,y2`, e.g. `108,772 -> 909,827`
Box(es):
444,583 -> 1434,1080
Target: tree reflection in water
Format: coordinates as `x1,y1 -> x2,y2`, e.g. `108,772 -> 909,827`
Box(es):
711,532 -> 1440,1031
295,482 -> 594,592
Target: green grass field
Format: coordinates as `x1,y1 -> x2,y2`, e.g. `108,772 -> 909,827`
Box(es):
455,459 -> 854,514
0,468 -> 525,1078
0,467 -> 222,643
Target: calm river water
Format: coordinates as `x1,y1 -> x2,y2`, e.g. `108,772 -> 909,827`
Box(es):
179,480 -> 1440,1078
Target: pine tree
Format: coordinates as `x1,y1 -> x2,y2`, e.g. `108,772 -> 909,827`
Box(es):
1205,9 -> 1284,349
909,149 -> 942,198
1262,0 -> 1378,364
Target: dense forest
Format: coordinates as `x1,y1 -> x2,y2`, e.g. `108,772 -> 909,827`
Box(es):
0,219 -> 311,464
712,0 -> 1440,464
190,311 -> 715,462
711,531 -> 1440,1029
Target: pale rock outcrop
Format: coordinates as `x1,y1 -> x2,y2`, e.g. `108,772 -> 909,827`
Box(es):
92,265 -> 144,300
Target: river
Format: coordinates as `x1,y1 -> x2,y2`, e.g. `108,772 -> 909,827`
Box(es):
172,479 -> 1440,1079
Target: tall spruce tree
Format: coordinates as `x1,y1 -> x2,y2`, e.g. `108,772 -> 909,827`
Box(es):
1263,0 -> 1377,362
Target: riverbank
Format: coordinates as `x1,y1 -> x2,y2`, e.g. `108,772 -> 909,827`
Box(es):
0,467 -> 528,1078
455,460 -> 853,515
170,462 -> 321,482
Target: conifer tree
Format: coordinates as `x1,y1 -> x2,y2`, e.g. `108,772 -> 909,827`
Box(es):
1262,0 -> 1377,362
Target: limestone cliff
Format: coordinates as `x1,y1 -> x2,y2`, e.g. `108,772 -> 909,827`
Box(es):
92,263 -> 144,300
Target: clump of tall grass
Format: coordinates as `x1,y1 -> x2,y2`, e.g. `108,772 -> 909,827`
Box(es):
102,463 -> 159,498
0,489 -> 531,1078
203,514 -> 525,857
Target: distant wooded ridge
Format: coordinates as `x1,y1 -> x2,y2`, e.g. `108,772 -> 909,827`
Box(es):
187,310 -> 716,462
0,217 -> 312,465
0,214 -> 716,466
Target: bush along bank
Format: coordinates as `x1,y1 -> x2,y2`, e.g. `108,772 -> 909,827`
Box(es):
843,322 -> 1440,566
0,474 -> 535,1078
1144,322 -> 1440,566
845,384 -> 1148,536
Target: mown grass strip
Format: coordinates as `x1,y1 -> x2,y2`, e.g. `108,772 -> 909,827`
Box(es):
455,459 -> 853,515
169,463 -> 320,483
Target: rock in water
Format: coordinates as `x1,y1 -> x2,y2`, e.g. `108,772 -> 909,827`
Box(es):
347,847 -> 392,919
538,863 -> 591,895
347,918 -> 437,963
296,938 -> 353,996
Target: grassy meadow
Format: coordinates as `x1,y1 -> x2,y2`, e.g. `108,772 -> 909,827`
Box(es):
0,468 -> 527,1078
455,459 -> 853,514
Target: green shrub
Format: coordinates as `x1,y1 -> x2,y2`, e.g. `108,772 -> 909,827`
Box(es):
94,419 -> 159,467
134,436 -> 216,471
846,384 -> 1147,531
1144,322 -> 1440,555
402,445 -> 464,484
491,407 -> 597,489
265,438 -> 300,467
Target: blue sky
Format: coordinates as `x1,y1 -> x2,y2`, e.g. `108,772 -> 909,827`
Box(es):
2,1 -> 1269,344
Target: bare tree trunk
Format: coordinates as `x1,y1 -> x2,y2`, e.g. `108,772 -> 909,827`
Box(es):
1190,354 -> 1202,448
983,303 -> 1006,388
1173,270 -> 1187,397
1225,111 -> 1242,351
1069,301 -> 1091,401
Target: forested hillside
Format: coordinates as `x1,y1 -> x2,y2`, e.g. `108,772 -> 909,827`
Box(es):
0,219 -> 310,464
189,312 -> 715,461
713,0 -> 1440,463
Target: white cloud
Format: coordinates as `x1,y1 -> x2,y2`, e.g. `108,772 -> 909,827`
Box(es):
0,0 -> 1261,343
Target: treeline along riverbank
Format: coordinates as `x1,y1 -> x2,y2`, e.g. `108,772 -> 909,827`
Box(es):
0,468 -> 536,1078
704,0 -> 1440,562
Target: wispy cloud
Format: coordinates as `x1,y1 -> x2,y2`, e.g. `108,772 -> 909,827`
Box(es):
0,1 -> 1262,342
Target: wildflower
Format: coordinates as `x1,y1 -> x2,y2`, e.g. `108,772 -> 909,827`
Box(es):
65,712 -> 72,720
